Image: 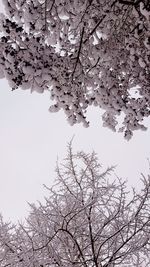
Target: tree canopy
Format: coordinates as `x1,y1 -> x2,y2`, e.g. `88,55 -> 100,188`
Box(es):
0,145 -> 150,266
0,0 -> 150,139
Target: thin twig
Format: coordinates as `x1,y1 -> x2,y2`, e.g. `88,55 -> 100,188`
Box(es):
72,27 -> 85,80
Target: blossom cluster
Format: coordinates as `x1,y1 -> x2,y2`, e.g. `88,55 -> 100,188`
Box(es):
0,0 -> 150,139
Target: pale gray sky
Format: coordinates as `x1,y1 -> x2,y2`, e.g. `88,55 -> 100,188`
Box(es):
0,77 -> 150,222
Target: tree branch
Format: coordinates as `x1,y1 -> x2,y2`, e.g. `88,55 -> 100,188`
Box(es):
72,27 -> 85,80
118,0 -> 142,6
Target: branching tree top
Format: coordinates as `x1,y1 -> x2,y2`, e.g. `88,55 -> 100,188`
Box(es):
0,145 -> 150,266
0,0 -> 150,139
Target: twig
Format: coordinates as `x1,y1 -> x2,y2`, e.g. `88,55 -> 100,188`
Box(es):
83,15 -> 106,44
72,27 -> 85,80
44,0 -> 47,31
49,0 -> 55,13
84,0 -> 118,44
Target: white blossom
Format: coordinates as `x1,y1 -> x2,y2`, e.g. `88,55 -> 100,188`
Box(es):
0,0 -> 149,138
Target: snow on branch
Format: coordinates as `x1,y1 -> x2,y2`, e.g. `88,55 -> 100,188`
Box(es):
0,0 -> 150,138
0,146 -> 150,266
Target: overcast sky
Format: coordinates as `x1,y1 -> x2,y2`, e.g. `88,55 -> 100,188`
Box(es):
0,77 -> 150,223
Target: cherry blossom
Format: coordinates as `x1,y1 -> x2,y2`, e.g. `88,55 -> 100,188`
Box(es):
0,0 -> 150,139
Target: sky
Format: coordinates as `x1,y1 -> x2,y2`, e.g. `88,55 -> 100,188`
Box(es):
1,77 -> 150,223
